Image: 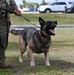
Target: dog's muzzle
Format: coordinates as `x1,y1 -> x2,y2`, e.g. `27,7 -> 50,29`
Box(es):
49,29 -> 55,35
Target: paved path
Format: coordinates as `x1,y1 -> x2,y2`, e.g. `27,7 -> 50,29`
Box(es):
10,25 -> 74,31
10,25 -> 74,34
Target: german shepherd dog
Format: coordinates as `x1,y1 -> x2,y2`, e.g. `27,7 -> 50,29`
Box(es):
19,17 -> 57,67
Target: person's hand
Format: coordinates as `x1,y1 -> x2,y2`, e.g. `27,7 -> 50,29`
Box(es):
14,9 -> 22,16
0,3 -> 2,10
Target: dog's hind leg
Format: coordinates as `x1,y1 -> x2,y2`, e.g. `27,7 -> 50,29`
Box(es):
27,45 -> 35,67
44,50 -> 50,66
19,36 -> 26,62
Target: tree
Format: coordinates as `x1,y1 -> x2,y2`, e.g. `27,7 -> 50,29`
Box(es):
41,0 -> 46,5
22,0 -> 26,8
23,0 -> 26,3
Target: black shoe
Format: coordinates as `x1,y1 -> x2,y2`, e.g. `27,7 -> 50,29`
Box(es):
0,63 -> 13,69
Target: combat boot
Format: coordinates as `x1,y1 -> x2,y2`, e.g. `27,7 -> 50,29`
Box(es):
0,63 -> 12,69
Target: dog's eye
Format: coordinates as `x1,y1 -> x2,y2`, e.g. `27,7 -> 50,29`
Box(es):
51,23 -> 55,26
55,21 -> 57,24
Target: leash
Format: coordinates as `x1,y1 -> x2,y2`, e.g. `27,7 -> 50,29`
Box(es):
21,15 -> 39,28
1,8 -> 40,28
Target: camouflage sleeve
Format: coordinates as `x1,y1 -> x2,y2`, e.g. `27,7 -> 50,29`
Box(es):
10,0 -> 18,10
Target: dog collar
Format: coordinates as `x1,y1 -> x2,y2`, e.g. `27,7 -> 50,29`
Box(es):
41,31 -> 50,38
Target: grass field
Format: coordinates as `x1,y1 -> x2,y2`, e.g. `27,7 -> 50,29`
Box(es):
10,13 -> 74,25
0,28 -> 74,75
0,13 -> 74,75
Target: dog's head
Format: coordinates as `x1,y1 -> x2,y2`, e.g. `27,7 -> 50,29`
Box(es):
39,17 -> 57,37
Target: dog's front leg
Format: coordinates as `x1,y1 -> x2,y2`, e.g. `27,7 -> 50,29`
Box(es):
44,50 -> 50,66
27,45 -> 35,67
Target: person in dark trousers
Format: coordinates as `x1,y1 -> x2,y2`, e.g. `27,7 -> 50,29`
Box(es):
0,0 -> 21,69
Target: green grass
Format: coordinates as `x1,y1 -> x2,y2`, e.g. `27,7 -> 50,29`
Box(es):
0,28 -> 74,75
0,13 -> 74,74
0,69 -> 10,75
10,13 -> 74,25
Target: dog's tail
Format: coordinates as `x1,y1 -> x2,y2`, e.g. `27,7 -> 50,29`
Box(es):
11,29 -> 22,35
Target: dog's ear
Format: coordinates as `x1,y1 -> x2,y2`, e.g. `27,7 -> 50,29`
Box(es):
55,21 -> 57,24
39,17 -> 45,25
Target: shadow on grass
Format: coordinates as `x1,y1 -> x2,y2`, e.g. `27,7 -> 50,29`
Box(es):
8,56 -> 74,74
50,60 -> 74,71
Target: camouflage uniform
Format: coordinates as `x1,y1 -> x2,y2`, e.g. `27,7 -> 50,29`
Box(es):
0,0 -> 17,63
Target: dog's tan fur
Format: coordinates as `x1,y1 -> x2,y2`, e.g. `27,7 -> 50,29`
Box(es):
19,35 -> 50,67
18,17 -> 57,67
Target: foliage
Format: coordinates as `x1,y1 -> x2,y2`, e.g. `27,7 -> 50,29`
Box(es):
22,0 -> 26,3
22,1 -> 39,8
19,4 -> 22,9
32,3 -> 39,8
41,0 -> 47,5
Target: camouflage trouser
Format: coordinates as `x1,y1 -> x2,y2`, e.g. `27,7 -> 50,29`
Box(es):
0,20 -> 10,63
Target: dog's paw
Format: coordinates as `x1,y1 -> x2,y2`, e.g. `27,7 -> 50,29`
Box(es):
30,64 -> 35,68
46,63 -> 50,67
30,61 -> 35,68
19,58 -> 23,63
19,60 -> 23,63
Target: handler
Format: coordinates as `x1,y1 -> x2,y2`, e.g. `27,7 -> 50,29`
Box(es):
0,0 -> 21,69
